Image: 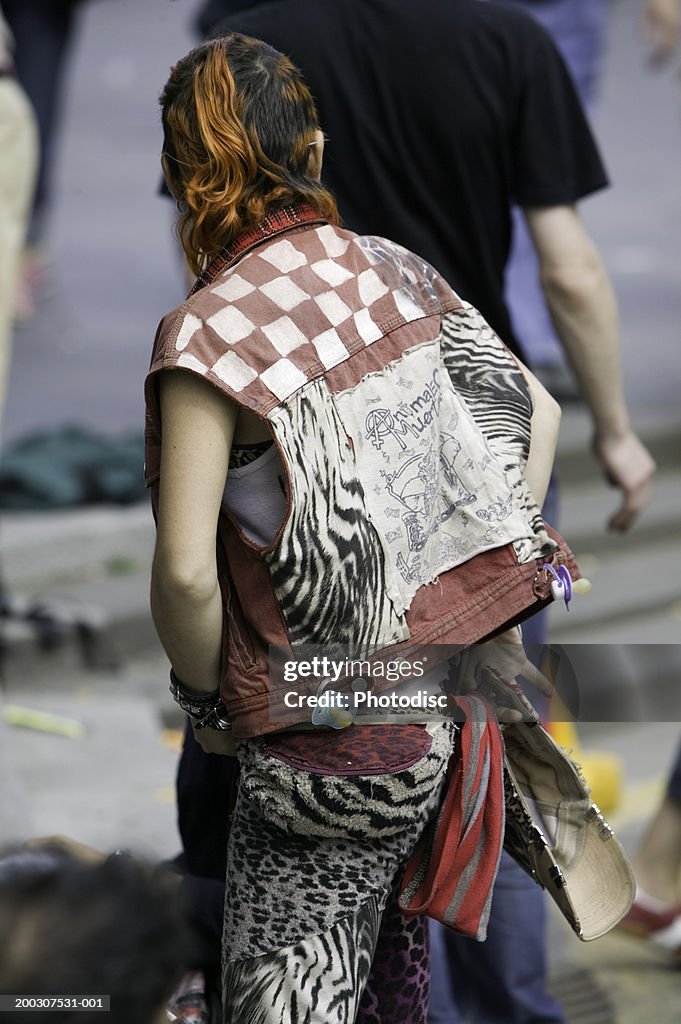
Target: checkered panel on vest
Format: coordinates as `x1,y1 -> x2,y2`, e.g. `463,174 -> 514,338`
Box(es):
163,226 -> 454,412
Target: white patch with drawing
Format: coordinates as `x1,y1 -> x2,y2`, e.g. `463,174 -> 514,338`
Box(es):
333,341 -> 536,616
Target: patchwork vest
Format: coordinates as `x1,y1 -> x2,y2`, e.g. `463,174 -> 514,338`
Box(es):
145,205 -> 577,738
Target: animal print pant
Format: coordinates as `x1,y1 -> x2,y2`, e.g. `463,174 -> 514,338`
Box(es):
221,720 -> 455,1023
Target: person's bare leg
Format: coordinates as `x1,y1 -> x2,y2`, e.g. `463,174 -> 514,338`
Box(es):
633,796 -> 681,905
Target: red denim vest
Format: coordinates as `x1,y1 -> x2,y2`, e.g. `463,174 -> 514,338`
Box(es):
145,205 -> 578,738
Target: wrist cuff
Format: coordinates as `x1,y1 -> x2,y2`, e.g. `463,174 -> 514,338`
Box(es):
168,669 -> 231,731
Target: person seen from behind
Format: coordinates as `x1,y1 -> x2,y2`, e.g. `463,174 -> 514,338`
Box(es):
148,31 -> 567,1023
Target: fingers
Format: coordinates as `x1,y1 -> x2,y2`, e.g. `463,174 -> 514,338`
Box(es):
608,475 -> 654,532
460,663 -> 548,727
459,642 -> 553,698
595,432 -> 656,533
517,658 -> 554,697
497,708 -> 524,724
191,724 -> 238,756
481,685 -> 537,725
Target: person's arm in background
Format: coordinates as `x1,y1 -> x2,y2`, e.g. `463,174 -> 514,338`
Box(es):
516,359 -> 561,508
641,0 -> 681,64
150,370 -> 236,695
525,203 -> 656,532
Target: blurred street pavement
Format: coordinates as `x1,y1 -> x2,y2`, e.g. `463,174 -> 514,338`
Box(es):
1,1 -> 680,1022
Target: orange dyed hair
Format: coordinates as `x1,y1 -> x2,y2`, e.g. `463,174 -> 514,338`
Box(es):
160,34 -> 339,275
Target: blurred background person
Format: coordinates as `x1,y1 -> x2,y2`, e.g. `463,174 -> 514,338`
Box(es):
618,740 -> 681,950
0,843 -> 190,1024
498,0 -> 681,392
0,0 -> 85,320
0,8 -> 38,850
0,10 -> 37,433
200,0 -> 655,537
641,0 -> 681,63
496,0 -> 609,392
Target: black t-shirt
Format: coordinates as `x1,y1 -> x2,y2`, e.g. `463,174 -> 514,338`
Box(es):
211,0 -> 608,358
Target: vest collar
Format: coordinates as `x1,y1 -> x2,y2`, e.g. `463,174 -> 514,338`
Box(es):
190,203 -> 327,295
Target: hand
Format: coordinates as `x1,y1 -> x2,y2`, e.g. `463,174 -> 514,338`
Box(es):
593,429 -> 656,532
457,628 -> 552,724
641,0 -> 681,65
24,835 -> 105,865
191,722 -> 239,756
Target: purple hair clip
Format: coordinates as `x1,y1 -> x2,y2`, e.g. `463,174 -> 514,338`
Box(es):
544,563 -> 573,610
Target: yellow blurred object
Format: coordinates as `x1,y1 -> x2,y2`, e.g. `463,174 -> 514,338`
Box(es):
572,577 -> 593,596
161,728 -> 184,752
578,752 -> 622,817
548,719 -> 579,751
153,786 -> 176,805
547,718 -> 622,816
2,704 -> 85,740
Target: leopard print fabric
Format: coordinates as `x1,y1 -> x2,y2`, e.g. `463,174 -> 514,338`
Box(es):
358,882 -> 431,1024
263,723 -> 433,776
501,760 -> 546,884
228,440 -> 273,469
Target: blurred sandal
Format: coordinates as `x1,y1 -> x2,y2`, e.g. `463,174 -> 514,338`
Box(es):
617,888 -> 681,953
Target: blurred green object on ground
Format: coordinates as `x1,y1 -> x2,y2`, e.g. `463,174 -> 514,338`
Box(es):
2,702 -> 86,739
0,426 -> 145,509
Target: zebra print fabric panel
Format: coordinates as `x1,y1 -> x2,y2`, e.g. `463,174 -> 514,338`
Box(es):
224,722 -> 454,962
237,719 -> 452,841
265,380 -> 408,648
441,303 -> 555,561
222,893 -> 382,1024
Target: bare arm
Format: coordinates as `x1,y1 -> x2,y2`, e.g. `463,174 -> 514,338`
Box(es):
525,204 -> 655,531
150,370 -> 237,695
641,0 -> 681,64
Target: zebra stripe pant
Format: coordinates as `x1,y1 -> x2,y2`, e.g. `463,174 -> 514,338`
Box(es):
222,892 -> 383,1024
221,721 -> 454,1022
222,886 -> 432,1024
